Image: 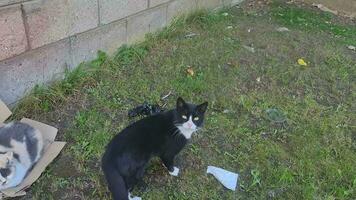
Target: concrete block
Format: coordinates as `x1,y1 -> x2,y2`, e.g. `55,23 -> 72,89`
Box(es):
70,20 -> 127,67
0,0 -> 29,7
0,39 -> 71,105
150,0 -> 170,7
99,0 -> 148,24
0,5 -> 27,60
197,0 -> 223,10
127,6 -> 167,43
222,0 -> 230,6
167,0 -> 197,22
23,0 -> 98,49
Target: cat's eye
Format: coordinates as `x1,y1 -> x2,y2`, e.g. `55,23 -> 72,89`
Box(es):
182,115 -> 187,119
194,117 -> 199,121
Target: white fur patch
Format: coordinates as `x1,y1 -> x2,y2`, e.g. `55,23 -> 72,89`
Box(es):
177,126 -> 194,139
0,127 -> 43,167
129,192 -> 142,200
0,140 -> 32,169
4,122 -> 14,128
176,116 -> 197,139
0,161 -> 26,190
32,129 -> 44,161
11,139 -> 32,168
0,175 -> 6,183
169,166 -> 180,176
0,124 -> 44,190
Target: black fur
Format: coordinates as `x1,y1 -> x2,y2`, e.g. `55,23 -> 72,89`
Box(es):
102,98 -> 208,200
128,102 -> 164,118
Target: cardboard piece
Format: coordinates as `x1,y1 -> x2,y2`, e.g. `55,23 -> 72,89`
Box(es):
0,100 -> 66,198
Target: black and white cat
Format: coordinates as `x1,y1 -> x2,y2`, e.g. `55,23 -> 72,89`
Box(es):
0,122 -> 43,190
102,97 -> 208,200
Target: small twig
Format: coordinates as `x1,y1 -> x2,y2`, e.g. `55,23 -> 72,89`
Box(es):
161,102 -> 168,108
161,91 -> 172,100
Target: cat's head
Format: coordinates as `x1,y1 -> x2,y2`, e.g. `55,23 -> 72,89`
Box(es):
0,152 -> 13,169
175,97 -> 208,139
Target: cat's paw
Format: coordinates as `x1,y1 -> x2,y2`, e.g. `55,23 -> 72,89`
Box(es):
129,194 -> 142,200
0,177 -> 6,184
169,167 -> 180,176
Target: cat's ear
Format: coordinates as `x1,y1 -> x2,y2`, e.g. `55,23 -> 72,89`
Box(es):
197,102 -> 208,114
176,97 -> 186,109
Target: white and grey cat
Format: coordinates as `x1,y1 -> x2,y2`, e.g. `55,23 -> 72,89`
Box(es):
0,122 -> 43,190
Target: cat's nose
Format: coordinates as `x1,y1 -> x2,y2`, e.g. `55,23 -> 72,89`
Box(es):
187,123 -> 192,128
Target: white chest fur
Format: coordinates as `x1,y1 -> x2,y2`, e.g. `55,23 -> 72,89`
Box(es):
177,126 -> 195,139
176,116 -> 197,139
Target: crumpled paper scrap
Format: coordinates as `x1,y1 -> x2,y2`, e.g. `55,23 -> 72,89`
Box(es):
207,166 -> 239,191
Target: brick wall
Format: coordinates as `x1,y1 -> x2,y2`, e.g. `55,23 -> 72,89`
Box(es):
0,0 -> 244,105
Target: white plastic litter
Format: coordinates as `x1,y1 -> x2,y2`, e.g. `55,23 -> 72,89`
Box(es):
207,166 -> 239,191
347,45 -> 355,51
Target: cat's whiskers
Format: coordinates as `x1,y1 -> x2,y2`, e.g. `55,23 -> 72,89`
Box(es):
172,130 -> 181,138
167,125 -> 183,139
168,125 -> 178,133
196,127 -> 203,131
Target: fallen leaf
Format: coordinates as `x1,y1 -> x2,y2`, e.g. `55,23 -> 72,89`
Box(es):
186,67 -> 195,76
298,58 -> 308,66
276,27 -> 290,32
242,45 -> 255,53
185,33 -> 198,38
161,91 -> 172,100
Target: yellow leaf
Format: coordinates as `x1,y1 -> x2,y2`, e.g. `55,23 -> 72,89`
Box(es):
186,67 -> 195,76
298,58 -> 308,66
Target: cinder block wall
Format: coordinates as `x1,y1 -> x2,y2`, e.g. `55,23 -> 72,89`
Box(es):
0,0 -> 243,106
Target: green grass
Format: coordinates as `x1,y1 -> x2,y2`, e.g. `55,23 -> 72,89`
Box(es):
271,1 -> 356,45
12,2 -> 356,200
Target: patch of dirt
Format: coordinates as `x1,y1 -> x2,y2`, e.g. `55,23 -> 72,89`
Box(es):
53,188 -> 84,200
50,154 -> 80,178
302,0 -> 356,19
239,0 -> 273,14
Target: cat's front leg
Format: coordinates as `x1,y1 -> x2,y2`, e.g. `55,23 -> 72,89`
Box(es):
161,156 -> 179,177
0,174 -> 6,184
169,166 -> 180,177
161,156 -> 173,171
0,175 -> 8,190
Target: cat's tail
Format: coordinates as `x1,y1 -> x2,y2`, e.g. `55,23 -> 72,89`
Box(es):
102,156 -> 129,200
